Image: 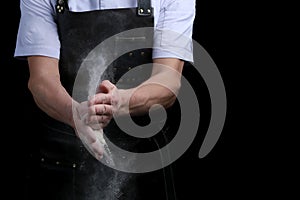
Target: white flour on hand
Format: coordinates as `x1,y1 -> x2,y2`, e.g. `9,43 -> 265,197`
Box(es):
94,129 -> 115,166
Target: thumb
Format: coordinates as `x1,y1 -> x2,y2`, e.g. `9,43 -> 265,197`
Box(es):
99,80 -> 115,93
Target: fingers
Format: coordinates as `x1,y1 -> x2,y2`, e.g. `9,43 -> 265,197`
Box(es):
74,102 -> 106,160
76,102 -> 113,129
91,137 -> 104,160
89,104 -> 113,116
86,80 -> 118,129
84,135 -> 105,160
100,81 -> 120,107
86,131 -> 105,160
89,93 -> 112,105
100,80 -> 116,92
80,126 -> 98,144
86,105 -> 113,129
75,124 -> 105,160
86,115 -> 112,128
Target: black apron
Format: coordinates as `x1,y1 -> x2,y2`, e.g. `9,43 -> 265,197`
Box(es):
25,0 -> 181,199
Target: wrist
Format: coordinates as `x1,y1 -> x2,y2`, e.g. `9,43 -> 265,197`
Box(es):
114,89 -> 133,117
67,100 -> 78,129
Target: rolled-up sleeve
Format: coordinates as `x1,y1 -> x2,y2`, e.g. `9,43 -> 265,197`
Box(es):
14,0 -> 60,59
153,0 -> 196,62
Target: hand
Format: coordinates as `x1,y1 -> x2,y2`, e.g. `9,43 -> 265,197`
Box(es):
86,80 -> 121,128
73,101 -> 105,160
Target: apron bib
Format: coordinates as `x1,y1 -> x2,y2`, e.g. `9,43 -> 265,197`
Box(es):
26,0 -> 180,199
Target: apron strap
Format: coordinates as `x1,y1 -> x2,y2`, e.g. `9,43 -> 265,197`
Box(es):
137,0 -> 153,16
56,0 -> 152,16
56,0 -> 69,13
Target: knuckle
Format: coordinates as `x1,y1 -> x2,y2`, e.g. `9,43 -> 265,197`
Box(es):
100,115 -> 104,121
95,106 -> 103,114
88,106 -> 95,115
88,135 -> 97,144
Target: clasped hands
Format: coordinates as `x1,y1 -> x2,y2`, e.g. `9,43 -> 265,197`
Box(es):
73,80 -> 121,159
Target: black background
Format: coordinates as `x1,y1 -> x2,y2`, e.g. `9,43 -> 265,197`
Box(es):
1,0 -> 292,199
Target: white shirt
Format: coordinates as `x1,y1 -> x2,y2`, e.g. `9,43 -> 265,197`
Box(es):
14,0 -> 195,62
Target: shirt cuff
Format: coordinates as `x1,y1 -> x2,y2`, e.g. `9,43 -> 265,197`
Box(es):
153,29 -> 194,63
14,46 -> 60,60
152,48 -> 194,63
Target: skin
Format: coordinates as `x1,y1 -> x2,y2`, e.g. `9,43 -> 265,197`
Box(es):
27,56 -> 184,157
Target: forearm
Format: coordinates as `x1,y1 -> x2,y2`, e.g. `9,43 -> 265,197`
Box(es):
28,76 -> 74,127
118,58 -> 184,116
27,56 -> 75,128
119,84 -> 176,116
